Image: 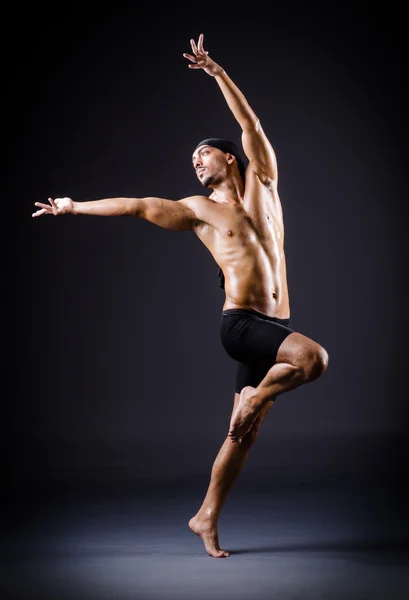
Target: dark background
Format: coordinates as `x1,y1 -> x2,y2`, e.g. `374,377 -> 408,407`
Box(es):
8,3 -> 408,496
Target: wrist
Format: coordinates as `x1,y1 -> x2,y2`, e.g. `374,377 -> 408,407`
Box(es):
212,66 -> 224,77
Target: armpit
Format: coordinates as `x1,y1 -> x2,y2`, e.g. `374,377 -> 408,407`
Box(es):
251,160 -> 277,189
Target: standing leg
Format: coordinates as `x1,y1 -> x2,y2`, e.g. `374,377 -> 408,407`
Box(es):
229,332 -> 329,442
189,394 -> 274,558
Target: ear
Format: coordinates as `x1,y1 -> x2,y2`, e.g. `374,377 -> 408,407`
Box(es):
226,154 -> 235,165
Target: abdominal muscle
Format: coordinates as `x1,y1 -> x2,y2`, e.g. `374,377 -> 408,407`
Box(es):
214,225 -> 290,319
194,184 -> 291,320
221,244 -> 290,319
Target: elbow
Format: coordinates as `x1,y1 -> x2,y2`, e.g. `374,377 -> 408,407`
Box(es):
242,116 -> 261,133
126,198 -> 143,217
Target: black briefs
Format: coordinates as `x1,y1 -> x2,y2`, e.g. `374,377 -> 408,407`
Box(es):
220,308 -> 294,394
218,267 -> 225,290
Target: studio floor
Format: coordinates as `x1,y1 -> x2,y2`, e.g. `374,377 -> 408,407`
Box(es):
2,475 -> 408,600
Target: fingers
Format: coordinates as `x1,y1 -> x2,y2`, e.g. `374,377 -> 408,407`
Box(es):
190,37 -> 198,55
183,52 -> 197,63
184,34 -> 208,69
183,52 -> 207,70
32,197 -> 56,217
190,35 -> 207,57
32,208 -> 47,217
197,33 -> 205,53
183,51 -> 208,61
33,198 -> 54,209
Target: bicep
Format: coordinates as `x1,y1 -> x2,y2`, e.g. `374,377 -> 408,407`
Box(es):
139,197 -> 196,231
241,123 -> 278,183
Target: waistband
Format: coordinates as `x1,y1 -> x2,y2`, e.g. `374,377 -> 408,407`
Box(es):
222,308 -> 290,325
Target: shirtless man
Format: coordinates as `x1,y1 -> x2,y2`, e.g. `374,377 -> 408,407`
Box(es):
32,33 -> 329,558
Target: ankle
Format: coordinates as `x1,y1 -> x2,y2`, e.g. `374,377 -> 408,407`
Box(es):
247,388 -> 268,406
197,507 -> 219,524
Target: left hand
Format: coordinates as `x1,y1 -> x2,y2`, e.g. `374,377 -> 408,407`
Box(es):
32,197 -> 73,217
183,33 -> 222,77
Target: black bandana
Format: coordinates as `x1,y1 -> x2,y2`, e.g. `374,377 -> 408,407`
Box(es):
194,138 -> 247,179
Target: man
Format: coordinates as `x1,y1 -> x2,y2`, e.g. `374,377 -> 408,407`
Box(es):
32,34 -> 329,558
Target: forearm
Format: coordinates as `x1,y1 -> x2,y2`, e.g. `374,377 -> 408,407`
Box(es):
214,69 -> 259,131
71,195 -> 195,230
72,197 -> 142,216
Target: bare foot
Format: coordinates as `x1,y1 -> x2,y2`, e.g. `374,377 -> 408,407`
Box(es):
188,515 -> 230,558
228,385 -> 263,443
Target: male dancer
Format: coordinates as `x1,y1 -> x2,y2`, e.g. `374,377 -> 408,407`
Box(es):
33,34 -> 329,557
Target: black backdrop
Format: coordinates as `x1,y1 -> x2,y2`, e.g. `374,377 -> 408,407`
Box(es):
8,3 -> 408,493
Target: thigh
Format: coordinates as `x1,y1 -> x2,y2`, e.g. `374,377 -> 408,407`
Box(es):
275,331 -> 325,365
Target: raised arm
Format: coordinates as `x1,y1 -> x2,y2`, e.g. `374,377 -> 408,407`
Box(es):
32,195 -> 201,231
183,34 -> 277,185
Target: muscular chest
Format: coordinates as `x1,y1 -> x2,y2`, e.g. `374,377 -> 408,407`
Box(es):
197,200 -> 280,251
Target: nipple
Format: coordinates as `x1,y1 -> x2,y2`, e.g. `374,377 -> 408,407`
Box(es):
227,229 -> 233,237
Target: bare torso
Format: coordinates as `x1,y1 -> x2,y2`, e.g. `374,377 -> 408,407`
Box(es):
191,168 -> 290,320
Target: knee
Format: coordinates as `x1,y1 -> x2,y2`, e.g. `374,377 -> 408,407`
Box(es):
310,344 -> 328,380
305,344 -> 329,382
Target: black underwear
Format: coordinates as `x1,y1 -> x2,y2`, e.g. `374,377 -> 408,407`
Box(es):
220,308 -> 294,394
218,267 -> 225,290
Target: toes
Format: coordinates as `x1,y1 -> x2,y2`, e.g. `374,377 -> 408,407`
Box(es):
228,428 -> 243,443
214,550 -> 230,558
228,430 -> 242,443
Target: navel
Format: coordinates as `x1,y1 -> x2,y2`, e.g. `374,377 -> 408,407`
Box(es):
272,291 -> 277,300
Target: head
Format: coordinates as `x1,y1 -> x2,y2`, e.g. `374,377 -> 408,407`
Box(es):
192,138 -> 247,188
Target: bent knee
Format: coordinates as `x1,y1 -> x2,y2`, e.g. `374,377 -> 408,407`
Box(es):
275,332 -> 329,384
306,344 -> 329,381
288,339 -> 328,383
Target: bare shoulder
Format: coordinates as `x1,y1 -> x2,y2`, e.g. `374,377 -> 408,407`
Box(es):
178,194 -> 215,224
178,195 -> 212,209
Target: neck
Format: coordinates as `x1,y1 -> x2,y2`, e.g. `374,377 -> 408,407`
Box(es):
209,175 -> 245,205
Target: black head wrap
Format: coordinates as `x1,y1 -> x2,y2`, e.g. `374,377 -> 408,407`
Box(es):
194,138 -> 247,179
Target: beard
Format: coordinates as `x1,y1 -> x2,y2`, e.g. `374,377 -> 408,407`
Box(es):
200,172 -> 224,187
200,174 -> 214,187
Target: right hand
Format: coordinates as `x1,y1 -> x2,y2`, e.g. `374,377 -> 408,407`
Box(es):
183,33 -> 222,77
32,197 -> 74,218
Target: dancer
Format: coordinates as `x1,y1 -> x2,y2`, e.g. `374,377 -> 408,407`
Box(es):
32,34 -> 329,557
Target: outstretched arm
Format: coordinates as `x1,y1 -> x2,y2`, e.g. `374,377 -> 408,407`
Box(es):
32,196 -> 200,231
183,34 -> 277,185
